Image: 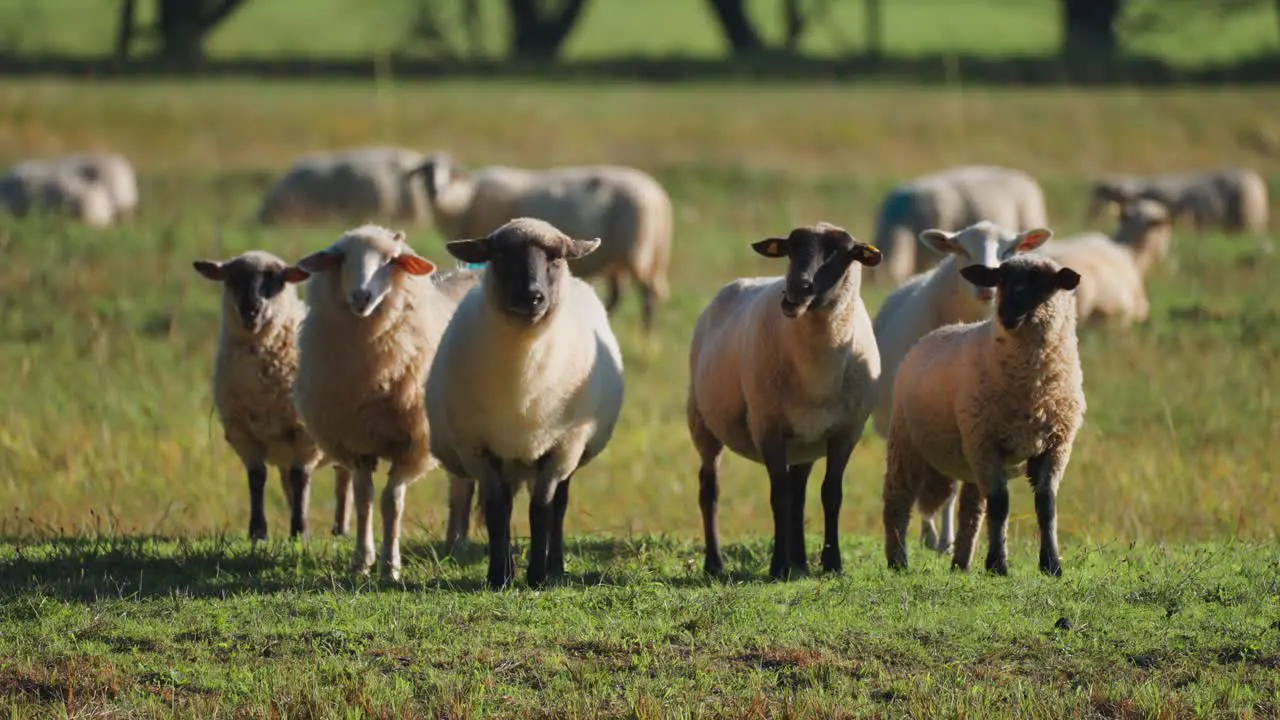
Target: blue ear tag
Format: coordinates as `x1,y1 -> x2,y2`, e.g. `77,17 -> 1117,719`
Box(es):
461,262 -> 486,270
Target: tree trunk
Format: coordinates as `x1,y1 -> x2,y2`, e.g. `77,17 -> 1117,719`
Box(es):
1060,0 -> 1123,60
781,0 -> 805,51
507,0 -> 590,60
865,0 -> 883,59
115,0 -> 137,59
463,0 -> 484,57
706,0 -> 765,54
156,0 -> 249,65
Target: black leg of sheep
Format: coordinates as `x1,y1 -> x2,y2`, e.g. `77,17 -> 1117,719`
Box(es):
287,466 -> 311,539
548,477 -> 572,579
762,443 -> 794,581
786,463 -> 814,575
247,464 -> 268,541
821,437 -> 854,574
482,482 -> 516,590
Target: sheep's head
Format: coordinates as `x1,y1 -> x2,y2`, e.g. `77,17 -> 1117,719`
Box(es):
1115,198 -> 1173,267
291,225 -> 436,318
960,255 -> 1080,332
1087,178 -> 1140,222
919,222 -> 1052,302
193,251 -> 309,333
405,151 -> 470,203
752,222 -> 881,319
445,217 -> 599,325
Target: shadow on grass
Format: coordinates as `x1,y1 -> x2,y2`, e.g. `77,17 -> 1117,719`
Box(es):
0,533 -> 792,601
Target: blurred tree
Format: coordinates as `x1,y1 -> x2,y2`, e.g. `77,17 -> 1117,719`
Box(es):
403,0 -> 486,59
115,0 -> 250,64
706,0 -> 844,55
507,0 -> 590,60
1060,0 -> 1124,59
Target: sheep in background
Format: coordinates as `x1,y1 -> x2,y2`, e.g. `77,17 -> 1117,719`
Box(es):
871,222 -> 1053,554
1042,198 -> 1173,326
290,225 -> 480,580
426,217 -> 624,590
1088,167 -> 1268,234
872,166 -> 1048,284
0,159 -> 117,227
687,223 -> 882,580
883,254 -> 1085,577
408,152 -> 673,330
259,147 -> 432,226
193,251 -> 352,540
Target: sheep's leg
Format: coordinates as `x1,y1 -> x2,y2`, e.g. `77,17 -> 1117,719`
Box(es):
690,403 -> 727,576
247,463 -> 268,541
604,275 -> 622,314
481,479 -> 516,590
349,459 -> 377,576
820,436 -> 854,573
332,465 -> 352,537
761,440 -> 793,581
950,483 -> 986,572
379,476 -> 410,581
983,469 -> 1011,576
445,474 -> 474,554
638,283 -> 657,332
786,462 -> 814,574
527,476 -> 558,589
920,516 -> 939,551
548,477 -> 571,579
287,466 -> 312,539
882,433 -> 916,571
934,488 -> 958,554
1028,448 -> 1069,577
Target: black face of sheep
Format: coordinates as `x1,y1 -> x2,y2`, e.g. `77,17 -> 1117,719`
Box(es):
751,223 -> 882,318
446,219 -> 601,324
194,255 -> 309,333
960,258 -> 1081,331
405,152 -> 464,202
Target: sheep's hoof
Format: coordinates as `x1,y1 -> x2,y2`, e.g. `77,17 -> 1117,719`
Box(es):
821,549 -> 842,574
331,525 -> 348,537
703,556 -> 726,577
887,558 -> 908,572
921,526 -> 939,550
1040,558 -> 1063,577
985,556 -> 1009,576
932,541 -> 953,556
249,525 -> 267,542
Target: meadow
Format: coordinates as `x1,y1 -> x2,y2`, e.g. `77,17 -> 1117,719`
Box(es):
0,78 -> 1278,716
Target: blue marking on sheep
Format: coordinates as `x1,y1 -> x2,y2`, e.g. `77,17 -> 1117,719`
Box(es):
879,188 -> 914,227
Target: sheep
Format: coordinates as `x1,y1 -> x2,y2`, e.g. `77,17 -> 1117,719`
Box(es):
687,222 -> 882,580
259,147 -> 432,226
1041,198 -> 1173,326
1087,167 -> 1268,234
871,222 -> 1053,555
425,217 -> 625,590
872,165 -> 1049,284
290,225 -> 481,580
0,159 -> 116,227
63,153 -> 139,221
882,253 -> 1085,577
408,152 -> 673,330
193,251 -> 354,539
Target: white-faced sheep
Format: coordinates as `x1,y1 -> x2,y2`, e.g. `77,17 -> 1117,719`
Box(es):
1088,167 -> 1268,234
0,159 -> 116,227
872,166 -> 1049,284
193,251 -> 353,539
290,225 -> 480,580
1041,198 -> 1172,326
259,147 -> 432,226
871,222 -> 1053,554
883,254 -> 1085,577
408,153 -> 673,330
425,217 -> 625,590
687,223 -> 882,579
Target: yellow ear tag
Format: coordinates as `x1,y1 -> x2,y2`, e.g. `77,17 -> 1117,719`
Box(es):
865,244 -> 879,254
1107,200 -> 1121,217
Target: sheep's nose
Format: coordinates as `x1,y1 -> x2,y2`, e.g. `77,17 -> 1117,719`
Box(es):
350,289 -> 372,307
526,288 -> 546,309
793,278 -> 814,295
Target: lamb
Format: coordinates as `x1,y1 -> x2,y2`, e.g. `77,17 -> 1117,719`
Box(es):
193,251 -> 354,539
64,153 -> 139,220
687,222 -> 882,580
872,165 -> 1049,284
0,159 -> 116,227
259,147 -> 432,226
425,217 -> 625,590
1087,167 -> 1268,233
871,222 -> 1053,554
1041,199 -> 1172,326
408,152 -> 673,330
883,254 -> 1085,577
290,225 -> 481,580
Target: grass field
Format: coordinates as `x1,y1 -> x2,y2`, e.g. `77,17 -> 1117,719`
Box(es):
1,78 -> 1279,716
0,0 -> 1277,65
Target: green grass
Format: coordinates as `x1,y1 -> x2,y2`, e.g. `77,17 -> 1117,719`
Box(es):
0,0 -> 1276,65
0,78 -> 1279,716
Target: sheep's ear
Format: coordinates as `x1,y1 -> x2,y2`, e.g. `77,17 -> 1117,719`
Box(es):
295,248 -> 343,273
392,230 -> 407,244
565,237 -> 601,260
852,243 -> 882,267
445,239 -> 491,264
751,237 -> 789,258
1056,267 -> 1081,291
959,264 -> 1002,288
282,266 -> 311,284
1014,228 -> 1053,253
918,229 -> 961,255
192,260 -> 225,281
393,253 -> 436,276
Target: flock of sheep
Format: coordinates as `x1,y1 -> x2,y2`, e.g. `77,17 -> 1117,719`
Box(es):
2,147 -> 1270,589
